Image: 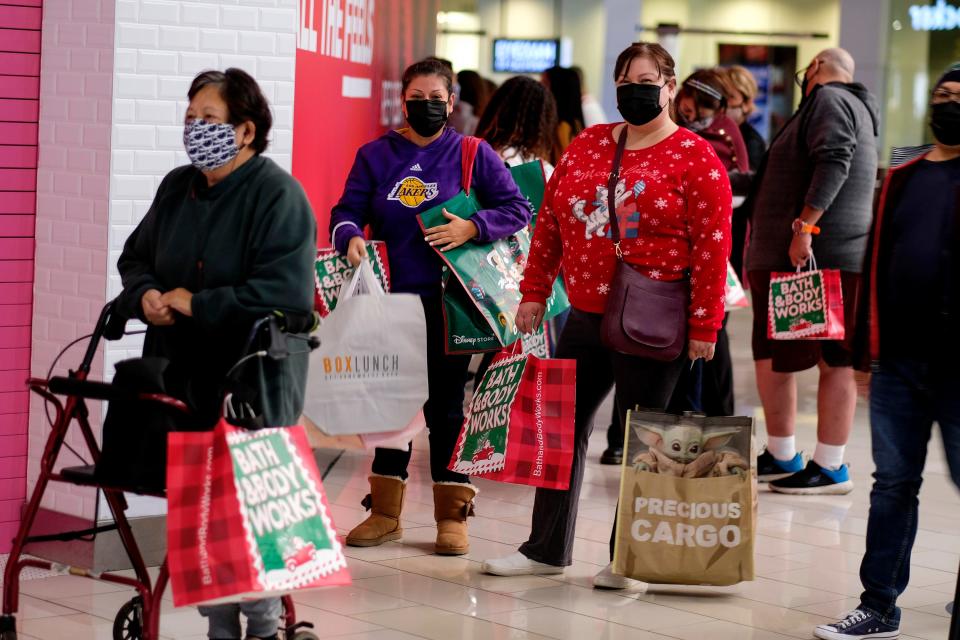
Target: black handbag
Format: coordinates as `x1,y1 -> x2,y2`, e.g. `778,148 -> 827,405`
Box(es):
599,126 -> 689,361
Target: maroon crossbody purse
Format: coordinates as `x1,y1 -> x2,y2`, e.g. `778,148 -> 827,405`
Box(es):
599,126 -> 689,361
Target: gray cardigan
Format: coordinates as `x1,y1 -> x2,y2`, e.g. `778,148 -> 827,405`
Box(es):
747,82 -> 880,273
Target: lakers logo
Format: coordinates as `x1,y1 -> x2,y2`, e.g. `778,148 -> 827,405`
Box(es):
387,176 -> 439,208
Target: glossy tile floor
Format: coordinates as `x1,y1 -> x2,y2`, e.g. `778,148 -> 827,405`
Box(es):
3,311 -> 958,639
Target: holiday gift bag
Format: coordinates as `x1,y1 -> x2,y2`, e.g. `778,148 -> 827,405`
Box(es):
767,255 -> 844,340
167,419 -> 350,607
303,260 -> 428,435
612,410 -> 755,586
421,199 -> 570,354
509,160 -> 547,225
314,241 -> 390,317
419,143 -> 569,355
724,262 -> 749,311
448,349 -> 575,489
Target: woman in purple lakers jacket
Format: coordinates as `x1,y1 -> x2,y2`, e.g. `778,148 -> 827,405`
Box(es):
329,59 -> 530,556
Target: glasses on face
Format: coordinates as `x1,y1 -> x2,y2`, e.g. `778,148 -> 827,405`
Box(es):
932,87 -> 960,103
794,67 -> 809,89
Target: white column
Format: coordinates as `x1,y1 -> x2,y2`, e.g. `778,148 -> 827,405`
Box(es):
600,0 -> 642,121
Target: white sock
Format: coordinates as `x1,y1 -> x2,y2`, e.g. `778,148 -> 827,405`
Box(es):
766,435 -> 796,462
813,442 -> 845,470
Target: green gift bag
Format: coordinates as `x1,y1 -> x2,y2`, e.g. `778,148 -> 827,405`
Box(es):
418,155 -> 569,355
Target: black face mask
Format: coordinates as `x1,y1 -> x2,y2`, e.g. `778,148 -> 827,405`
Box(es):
616,83 -> 665,126
405,99 -> 448,137
931,101 -> 960,146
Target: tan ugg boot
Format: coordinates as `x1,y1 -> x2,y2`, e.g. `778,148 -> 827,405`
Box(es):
345,475 -> 405,547
433,483 -> 477,555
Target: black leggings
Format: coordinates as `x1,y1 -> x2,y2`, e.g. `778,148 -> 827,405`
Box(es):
518,309 -> 687,566
371,295 -> 471,483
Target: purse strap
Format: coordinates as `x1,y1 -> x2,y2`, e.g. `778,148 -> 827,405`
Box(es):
608,126 -> 629,260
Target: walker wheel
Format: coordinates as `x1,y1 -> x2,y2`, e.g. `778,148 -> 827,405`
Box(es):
112,596 -> 143,640
0,614 -> 16,640
289,632 -> 319,640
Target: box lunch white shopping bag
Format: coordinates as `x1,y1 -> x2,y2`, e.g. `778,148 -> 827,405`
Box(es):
303,260 -> 428,435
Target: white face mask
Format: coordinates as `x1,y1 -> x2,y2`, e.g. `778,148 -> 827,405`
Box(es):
183,119 -> 240,171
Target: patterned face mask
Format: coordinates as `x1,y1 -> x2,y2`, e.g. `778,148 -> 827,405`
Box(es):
183,119 -> 240,171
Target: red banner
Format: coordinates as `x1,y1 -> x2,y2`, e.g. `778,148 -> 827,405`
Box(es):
292,0 -> 440,240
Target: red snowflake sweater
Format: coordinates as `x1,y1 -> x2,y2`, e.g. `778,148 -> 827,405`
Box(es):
521,124 -> 732,343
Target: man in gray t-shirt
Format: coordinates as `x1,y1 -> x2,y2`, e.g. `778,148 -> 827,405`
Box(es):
746,47 -> 879,496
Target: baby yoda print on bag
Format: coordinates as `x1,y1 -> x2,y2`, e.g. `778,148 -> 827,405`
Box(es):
613,410 -> 755,586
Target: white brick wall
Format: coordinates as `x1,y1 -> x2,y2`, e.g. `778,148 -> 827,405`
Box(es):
30,0 -> 116,520
104,0 -> 298,517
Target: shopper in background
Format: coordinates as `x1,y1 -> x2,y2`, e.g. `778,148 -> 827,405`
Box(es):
476,75 -> 559,178
747,48 -> 879,495
572,65 -> 609,127
329,59 -> 530,556
116,68 -> 317,640
457,69 -> 490,131
813,63 -> 960,640
719,64 -> 767,281
542,65 -> 585,153
483,42 -> 731,589
676,68 -> 750,178
720,65 -> 767,171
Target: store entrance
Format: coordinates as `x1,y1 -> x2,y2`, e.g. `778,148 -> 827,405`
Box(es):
718,44 -> 799,142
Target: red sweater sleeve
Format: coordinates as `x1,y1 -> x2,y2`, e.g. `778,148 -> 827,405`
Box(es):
520,162 -> 565,306
686,148 -> 733,343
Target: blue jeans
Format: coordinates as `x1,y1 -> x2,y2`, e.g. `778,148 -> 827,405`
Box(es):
199,598 -> 281,639
859,358 -> 960,625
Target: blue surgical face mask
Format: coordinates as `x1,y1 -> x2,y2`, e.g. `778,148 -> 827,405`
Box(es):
183,119 -> 240,171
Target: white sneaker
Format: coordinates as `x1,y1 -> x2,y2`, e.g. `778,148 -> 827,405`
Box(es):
481,552 -> 564,576
593,563 -> 641,590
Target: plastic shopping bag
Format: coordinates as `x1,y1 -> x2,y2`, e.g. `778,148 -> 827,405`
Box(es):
302,261 -> 428,435
314,241 -> 390,317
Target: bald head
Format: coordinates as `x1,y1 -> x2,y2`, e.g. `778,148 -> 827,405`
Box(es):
815,48 -> 855,81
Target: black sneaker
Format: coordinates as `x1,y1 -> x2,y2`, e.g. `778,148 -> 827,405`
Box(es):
814,608 -> 899,639
769,460 -> 853,495
756,449 -> 804,482
600,446 -> 623,465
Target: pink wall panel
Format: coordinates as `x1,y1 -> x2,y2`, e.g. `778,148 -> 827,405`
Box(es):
0,304 -> 32,325
0,262 -> 33,282
0,77 -> 41,100
0,53 -> 39,76
0,0 -> 39,550
0,348 -> 30,369
0,123 -> 38,147
0,6 -> 41,30
0,217 -> 35,237
0,392 -> 29,415
0,238 -> 34,261
0,29 -> 41,54
0,191 -> 36,214
0,370 -> 28,393
0,412 -> 26,434
0,326 -> 31,347
0,168 -> 37,190
0,99 -> 39,123
0,476 -> 27,500
0,146 -> 38,168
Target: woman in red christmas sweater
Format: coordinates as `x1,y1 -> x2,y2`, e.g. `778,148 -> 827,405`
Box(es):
482,42 -> 732,588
